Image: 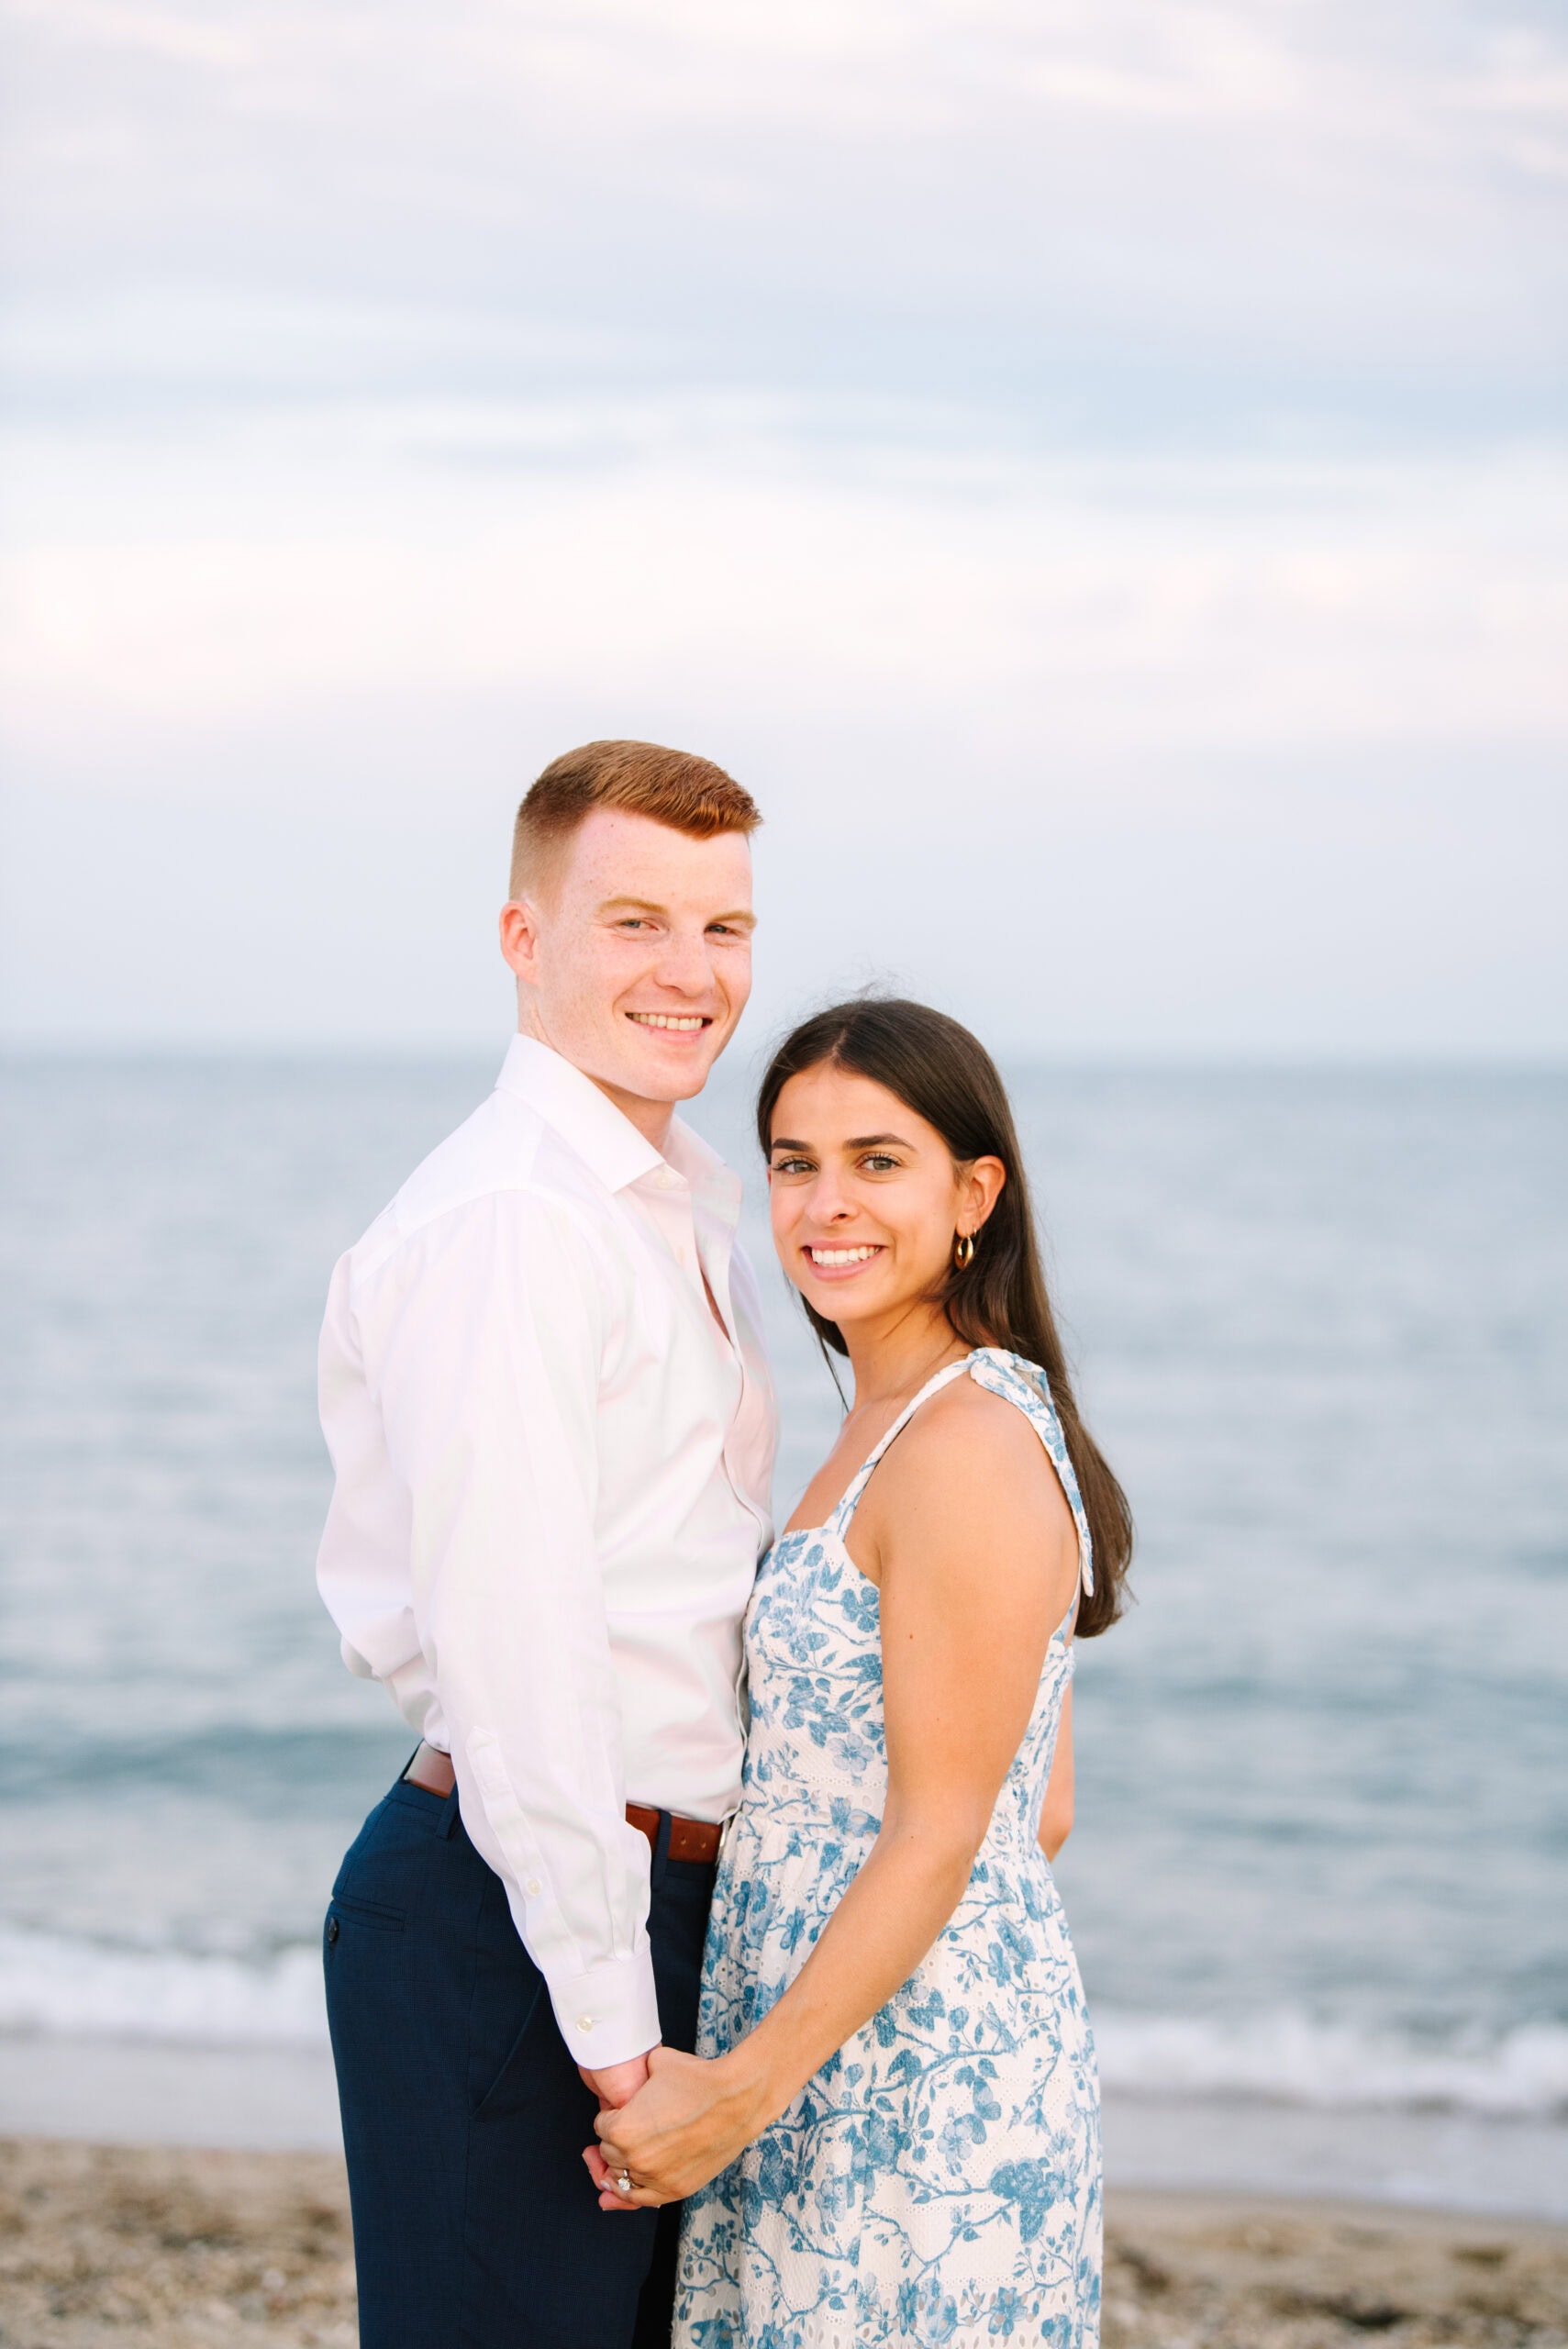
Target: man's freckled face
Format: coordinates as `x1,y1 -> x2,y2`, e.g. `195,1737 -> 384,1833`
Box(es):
519,810 -> 755,1110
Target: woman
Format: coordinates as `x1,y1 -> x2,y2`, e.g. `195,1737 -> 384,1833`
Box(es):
591,998 -> 1132,2346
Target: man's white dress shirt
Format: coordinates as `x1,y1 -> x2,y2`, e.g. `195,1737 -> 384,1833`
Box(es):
316,1036 -> 776,2066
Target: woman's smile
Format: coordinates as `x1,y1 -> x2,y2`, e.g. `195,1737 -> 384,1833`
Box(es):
802,1241 -> 886,1278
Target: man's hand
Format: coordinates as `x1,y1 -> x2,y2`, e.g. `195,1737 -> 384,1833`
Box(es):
579,2051 -> 654,2110
578,2049 -> 656,2210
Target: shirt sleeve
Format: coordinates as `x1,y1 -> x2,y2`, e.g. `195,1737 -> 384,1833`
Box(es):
326,1187 -> 662,2069
317,1241 -> 442,1741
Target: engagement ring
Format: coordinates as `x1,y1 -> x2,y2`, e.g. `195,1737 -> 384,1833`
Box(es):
617,2170 -> 632,2197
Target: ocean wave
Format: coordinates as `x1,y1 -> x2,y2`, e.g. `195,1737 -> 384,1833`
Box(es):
1,1927 -> 1563,2119
1094,2007 -> 1568,2120
0,1927 -> 327,2048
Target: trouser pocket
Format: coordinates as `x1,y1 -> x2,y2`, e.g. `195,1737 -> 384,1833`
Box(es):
330,1781 -> 442,1921
467,1871 -> 554,2119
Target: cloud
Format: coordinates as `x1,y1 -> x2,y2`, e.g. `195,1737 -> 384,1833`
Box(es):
4,408 -> 1563,748
5,0 -> 1564,435
0,0 -> 1564,1051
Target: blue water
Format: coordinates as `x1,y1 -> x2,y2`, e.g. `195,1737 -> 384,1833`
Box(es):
1,1053 -> 1564,2127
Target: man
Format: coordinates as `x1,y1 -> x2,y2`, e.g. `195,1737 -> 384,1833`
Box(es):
316,741 -> 776,2349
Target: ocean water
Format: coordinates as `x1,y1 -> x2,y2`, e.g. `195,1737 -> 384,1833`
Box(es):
2,1053 -> 1565,2198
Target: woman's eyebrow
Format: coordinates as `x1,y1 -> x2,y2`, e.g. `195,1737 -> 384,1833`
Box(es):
769,1131 -> 914,1152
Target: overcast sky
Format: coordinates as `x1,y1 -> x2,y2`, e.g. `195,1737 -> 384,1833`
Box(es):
2,0 -> 1565,1057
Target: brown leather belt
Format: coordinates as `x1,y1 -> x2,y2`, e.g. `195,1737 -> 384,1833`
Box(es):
402,1745 -> 722,1865
624,1802 -> 722,1865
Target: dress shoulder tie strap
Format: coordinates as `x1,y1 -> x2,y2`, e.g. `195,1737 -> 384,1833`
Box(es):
829,1346 -> 1095,1602
966,1348 -> 1095,1600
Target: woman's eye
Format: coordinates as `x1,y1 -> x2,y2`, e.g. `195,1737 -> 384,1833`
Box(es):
861,1153 -> 898,1173
773,1157 -> 812,1176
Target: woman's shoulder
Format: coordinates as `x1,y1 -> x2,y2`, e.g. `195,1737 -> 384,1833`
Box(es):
874,1357 -> 1068,1521
927,1359 -> 1050,1443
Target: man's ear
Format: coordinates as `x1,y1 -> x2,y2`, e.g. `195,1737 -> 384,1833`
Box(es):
499,898 -> 541,983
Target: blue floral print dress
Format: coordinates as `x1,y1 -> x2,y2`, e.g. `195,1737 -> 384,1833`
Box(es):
673,1348 -> 1101,2349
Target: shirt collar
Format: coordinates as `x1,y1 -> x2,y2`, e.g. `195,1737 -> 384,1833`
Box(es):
495,1037 -> 742,1222
495,1035 -> 664,1194
664,1114 -> 743,1230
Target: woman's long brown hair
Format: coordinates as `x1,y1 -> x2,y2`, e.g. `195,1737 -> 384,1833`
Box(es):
757,996 -> 1132,1636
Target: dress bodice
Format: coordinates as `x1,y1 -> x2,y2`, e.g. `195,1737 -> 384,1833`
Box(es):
742,1346 -> 1093,1855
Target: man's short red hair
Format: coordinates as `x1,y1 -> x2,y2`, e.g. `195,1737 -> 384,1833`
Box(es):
509,740 -> 762,898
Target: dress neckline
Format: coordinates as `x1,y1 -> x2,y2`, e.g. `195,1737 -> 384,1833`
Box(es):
780,1350 -> 982,1543
773,1345 -> 1095,1616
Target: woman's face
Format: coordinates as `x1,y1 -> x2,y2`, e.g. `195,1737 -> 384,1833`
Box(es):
767,1062 -> 1002,1336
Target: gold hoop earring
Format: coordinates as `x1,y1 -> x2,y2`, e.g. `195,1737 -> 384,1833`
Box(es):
953,1231 -> 976,1271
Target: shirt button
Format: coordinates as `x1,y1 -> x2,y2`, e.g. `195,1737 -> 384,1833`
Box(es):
527,1878 -> 541,1896
577,2014 -> 594,2032
326,1916 -> 339,1945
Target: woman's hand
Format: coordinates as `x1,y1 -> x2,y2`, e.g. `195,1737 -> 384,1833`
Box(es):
584,2045 -> 765,2210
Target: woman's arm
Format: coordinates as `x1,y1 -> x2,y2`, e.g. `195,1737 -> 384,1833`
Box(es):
1039,1683 -> 1073,1862
593,1383 -> 1079,2206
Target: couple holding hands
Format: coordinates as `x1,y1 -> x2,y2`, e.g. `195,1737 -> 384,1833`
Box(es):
317,740 -> 1130,2348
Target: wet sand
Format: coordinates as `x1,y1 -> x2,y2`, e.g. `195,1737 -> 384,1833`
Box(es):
1103,2188 -> 1568,2346
1,2137 -> 1564,2345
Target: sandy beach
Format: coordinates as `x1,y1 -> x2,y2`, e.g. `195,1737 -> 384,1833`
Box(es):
1,2138 -> 1564,2347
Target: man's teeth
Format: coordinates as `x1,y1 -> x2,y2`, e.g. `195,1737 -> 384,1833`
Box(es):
808,1245 -> 880,1267
628,1014 -> 708,1030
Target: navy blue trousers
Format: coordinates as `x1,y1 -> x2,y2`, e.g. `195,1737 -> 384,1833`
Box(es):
324,1771 -> 716,2349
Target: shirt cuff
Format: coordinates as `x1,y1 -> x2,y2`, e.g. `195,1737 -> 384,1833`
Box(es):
548,1951 -> 663,2070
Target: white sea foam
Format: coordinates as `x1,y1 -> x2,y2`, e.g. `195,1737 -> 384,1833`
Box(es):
2,1926 -> 1563,2120
1094,2007 -> 1568,2119
0,1927 -> 328,2048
